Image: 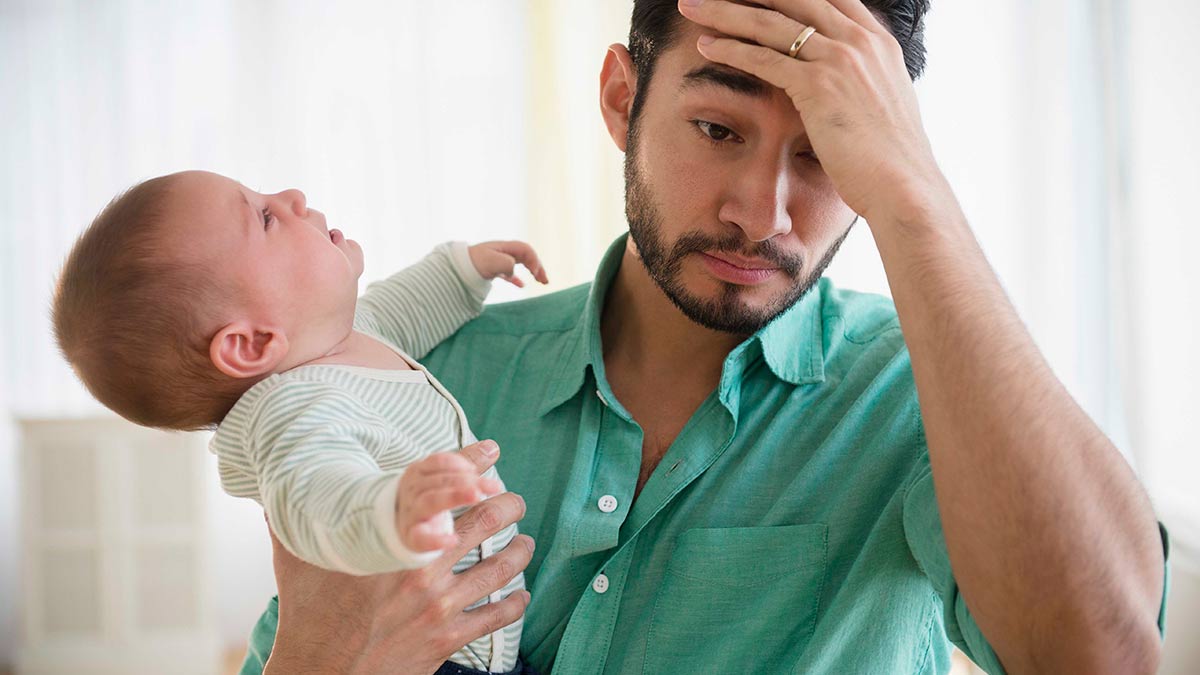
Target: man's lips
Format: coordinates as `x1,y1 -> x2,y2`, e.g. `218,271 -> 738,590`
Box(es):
704,251 -> 778,271
699,251 -> 780,285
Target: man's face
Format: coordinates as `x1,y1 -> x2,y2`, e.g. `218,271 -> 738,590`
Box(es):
623,21 -> 856,334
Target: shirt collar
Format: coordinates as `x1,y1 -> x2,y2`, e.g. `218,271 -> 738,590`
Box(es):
536,236 -> 624,416
754,277 -> 826,386
537,234 -> 826,416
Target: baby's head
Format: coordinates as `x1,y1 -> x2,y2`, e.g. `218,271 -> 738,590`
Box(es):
53,170 -> 364,430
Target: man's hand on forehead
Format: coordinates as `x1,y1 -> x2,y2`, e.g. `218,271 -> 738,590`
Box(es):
677,0 -> 945,226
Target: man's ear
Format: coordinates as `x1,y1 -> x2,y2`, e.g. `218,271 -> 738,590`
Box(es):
209,321 -> 289,379
600,44 -> 638,153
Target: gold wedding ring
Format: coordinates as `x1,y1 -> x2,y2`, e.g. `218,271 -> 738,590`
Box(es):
788,26 -> 818,59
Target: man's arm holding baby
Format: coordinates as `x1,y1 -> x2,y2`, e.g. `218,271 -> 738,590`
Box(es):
262,442 -> 533,675
356,240 -> 547,359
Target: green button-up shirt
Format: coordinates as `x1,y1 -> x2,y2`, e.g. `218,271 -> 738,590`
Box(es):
242,235 -> 1168,674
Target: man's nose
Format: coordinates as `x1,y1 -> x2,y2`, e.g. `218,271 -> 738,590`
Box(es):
276,189 -> 307,217
718,159 -> 795,242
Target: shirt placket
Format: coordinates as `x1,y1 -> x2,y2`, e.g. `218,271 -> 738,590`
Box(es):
552,384 -> 641,673
554,363 -> 742,673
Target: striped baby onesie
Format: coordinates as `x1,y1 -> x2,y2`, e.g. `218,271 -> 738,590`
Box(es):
210,242 -> 524,672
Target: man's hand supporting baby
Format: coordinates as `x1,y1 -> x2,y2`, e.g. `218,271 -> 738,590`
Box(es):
264,439 -> 533,675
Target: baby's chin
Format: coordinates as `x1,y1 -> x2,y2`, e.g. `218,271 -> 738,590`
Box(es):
343,238 -> 365,276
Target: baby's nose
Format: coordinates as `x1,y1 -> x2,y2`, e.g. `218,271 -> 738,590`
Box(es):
278,188 -> 307,215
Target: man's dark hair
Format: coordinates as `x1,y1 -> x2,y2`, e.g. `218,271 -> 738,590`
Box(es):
628,0 -> 932,127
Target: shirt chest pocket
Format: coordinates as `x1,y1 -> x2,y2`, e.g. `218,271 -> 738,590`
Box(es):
643,524 -> 828,674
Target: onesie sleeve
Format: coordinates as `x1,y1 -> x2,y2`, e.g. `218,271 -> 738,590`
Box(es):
212,379 -> 446,575
354,241 -> 491,359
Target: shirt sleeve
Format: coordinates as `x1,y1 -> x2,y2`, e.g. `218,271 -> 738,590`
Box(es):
901,451 -> 1008,674
354,241 -> 491,360
243,381 -> 445,575
902,447 -> 1173,674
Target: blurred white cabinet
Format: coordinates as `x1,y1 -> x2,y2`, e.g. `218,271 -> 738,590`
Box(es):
16,418 -> 219,675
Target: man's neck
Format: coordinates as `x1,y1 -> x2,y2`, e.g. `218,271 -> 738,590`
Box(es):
600,244 -> 743,390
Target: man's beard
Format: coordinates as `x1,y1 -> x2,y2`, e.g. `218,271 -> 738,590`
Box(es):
623,146 -> 852,335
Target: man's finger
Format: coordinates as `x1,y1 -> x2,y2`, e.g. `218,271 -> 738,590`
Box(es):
449,534 -> 534,608
450,589 -> 531,652
434,492 -> 526,573
694,34 -> 822,108
679,0 -> 805,53
455,439 -> 501,474
804,0 -> 885,33
680,0 -> 854,44
413,484 -> 489,516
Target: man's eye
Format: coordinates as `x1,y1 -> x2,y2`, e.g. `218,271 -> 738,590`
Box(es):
261,207 -> 275,229
694,120 -> 738,144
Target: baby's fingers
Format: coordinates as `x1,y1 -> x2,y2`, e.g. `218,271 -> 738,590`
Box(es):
404,520 -> 458,553
409,451 -> 478,477
416,483 -> 493,517
490,241 -> 549,285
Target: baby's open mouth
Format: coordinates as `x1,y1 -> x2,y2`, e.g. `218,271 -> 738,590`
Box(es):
329,229 -> 344,244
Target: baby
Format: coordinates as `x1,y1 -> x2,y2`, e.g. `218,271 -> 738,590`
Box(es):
51,170 -> 547,674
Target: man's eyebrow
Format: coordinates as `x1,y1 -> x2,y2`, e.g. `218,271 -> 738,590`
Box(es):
680,64 -> 771,98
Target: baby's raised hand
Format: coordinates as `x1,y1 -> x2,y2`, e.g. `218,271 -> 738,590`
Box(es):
468,240 -> 550,288
395,450 -> 504,553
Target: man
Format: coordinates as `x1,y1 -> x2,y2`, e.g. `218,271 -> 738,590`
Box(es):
243,0 -> 1169,672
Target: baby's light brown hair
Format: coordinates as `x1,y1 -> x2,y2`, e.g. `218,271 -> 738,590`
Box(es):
52,175 -> 261,431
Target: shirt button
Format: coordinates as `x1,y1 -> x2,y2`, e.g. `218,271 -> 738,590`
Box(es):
597,495 -> 618,513
592,573 -> 610,594
595,389 -> 608,407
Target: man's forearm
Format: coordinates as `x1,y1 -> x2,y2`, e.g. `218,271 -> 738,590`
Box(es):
870,188 -> 1164,673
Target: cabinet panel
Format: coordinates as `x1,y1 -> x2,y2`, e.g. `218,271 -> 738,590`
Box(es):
40,547 -> 102,637
132,440 -> 195,529
134,543 -> 198,631
37,441 -> 98,531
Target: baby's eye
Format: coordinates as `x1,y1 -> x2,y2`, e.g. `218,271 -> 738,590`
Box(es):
261,207 -> 275,229
694,120 -> 740,144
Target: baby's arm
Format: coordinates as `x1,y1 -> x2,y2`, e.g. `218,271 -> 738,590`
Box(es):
222,382 -> 498,574
356,241 -> 546,359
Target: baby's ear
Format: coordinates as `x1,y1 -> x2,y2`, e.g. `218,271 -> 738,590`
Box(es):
209,321 -> 289,379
